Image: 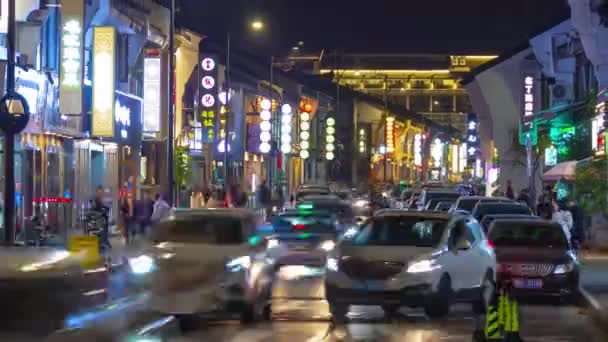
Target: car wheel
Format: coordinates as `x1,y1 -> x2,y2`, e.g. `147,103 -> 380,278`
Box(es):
176,314 -> 199,332
241,302 -> 256,324
473,272 -> 495,315
329,303 -> 349,322
424,275 -> 452,319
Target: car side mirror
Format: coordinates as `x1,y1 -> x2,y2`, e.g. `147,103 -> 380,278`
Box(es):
455,238 -> 472,251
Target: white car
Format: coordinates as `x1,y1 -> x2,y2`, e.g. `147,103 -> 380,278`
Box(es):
144,209 -> 274,330
325,210 -> 496,319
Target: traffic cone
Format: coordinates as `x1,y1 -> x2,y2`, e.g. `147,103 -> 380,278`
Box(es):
483,293 -> 503,341
504,299 -> 524,342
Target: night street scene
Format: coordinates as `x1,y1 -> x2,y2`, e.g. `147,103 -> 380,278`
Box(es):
2,0 -> 608,341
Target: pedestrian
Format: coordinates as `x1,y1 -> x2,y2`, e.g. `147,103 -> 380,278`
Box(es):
567,199 -> 585,248
91,186 -> 110,249
536,185 -> 553,218
120,195 -> 134,244
516,188 -> 532,208
257,180 -> 271,220
203,184 -> 211,206
138,192 -> 154,235
151,193 -> 171,224
505,180 -> 514,199
551,195 -> 573,243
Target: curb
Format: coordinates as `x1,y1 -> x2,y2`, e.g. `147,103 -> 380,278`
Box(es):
579,287 -> 608,333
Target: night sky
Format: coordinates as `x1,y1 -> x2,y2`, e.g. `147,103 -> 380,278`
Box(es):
176,0 -> 570,56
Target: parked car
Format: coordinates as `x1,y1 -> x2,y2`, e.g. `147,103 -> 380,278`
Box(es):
325,210 -> 496,320
480,214 -> 540,233
487,219 -> 579,301
452,196 -> 513,214
425,198 -> 456,211
435,201 -> 455,212
472,202 -> 533,222
418,190 -> 461,210
146,208 -> 274,330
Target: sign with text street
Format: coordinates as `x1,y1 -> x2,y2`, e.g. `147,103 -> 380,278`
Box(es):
198,55 -> 219,143
522,72 -> 535,132
466,113 -> 479,167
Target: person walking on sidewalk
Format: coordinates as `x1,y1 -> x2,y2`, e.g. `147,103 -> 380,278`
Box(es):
91,186 -> 110,250
506,179 -> 515,200
552,196 -> 573,243
151,193 -> 171,224
257,180 -> 271,221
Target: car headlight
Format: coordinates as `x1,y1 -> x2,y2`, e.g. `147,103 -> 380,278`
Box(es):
406,259 -> 441,273
319,240 -> 336,252
354,199 -> 369,207
267,239 -> 279,249
553,262 -> 575,274
226,256 -> 251,272
128,255 -> 155,275
326,257 -> 339,272
343,227 -> 358,239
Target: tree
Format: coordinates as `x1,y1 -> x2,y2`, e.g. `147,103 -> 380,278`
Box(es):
575,158 -> 607,215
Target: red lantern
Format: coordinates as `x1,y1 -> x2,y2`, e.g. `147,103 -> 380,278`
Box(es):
304,103 -> 313,112
299,100 -> 307,112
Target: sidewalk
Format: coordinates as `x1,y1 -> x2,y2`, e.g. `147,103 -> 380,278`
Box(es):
580,251 -> 608,333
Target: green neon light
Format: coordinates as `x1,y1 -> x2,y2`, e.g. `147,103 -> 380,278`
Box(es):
248,235 -> 262,246
297,233 -> 312,239
297,203 -> 314,210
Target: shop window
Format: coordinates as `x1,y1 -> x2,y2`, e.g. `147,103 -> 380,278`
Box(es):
432,95 -> 453,113
456,95 -> 472,113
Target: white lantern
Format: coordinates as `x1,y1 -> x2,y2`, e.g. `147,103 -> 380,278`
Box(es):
281,104 -> 292,114
326,126 -> 335,135
281,144 -> 291,153
261,98 -> 272,110
260,110 -> 271,121
300,122 -> 310,131
326,143 -> 335,152
260,121 -> 271,132
300,150 -> 309,159
300,112 -> 310,122
326,151 -> 335,160
326,117 -> 335,126
326,135 -> 335,143
260,131 -> 271,142
300,141 -> 309,149
259,142 -> 271,153
300,131 -> 310,140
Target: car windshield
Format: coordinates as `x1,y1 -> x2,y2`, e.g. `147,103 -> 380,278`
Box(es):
489,222 -> 568,248
272,214 -> 336,233
353,216 -> 447,247
153,216 -> 243,244
299,202 -> 354,221
474,204 -> 531,220
424,192 -> 460,204
457,198 -> 481,212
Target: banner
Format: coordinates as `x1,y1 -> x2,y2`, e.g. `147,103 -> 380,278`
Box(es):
59,0 -> 84,115
92,26 -> 116,137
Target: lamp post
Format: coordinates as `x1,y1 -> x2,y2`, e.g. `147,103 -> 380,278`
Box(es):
1,0 -> 30,245
167,0 -> 175,205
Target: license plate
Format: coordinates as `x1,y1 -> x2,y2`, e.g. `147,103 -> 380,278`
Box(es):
288,243 -> 310,250
513,278 -> 543,289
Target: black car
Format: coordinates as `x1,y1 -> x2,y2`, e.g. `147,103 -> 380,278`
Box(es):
472,202 -> 532,222
480,214 -> 540,233
488,219 -> 579,300
452,196 -> 513,214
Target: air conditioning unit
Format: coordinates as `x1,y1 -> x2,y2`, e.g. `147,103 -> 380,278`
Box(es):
549,81 -> 574,107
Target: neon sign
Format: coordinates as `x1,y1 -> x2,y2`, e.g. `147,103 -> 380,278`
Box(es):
522,73 -> 535,131
59,0 -> 85,115
143,55 -> 161,132
386,116 -> 395,153
414,134 -> 422,166
259,98 -> 272,153
92,26 -> 116,137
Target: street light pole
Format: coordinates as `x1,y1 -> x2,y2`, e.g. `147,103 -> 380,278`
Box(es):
3,0 -> 16,245
224,33 -> 230,192
167,0 -> 175,205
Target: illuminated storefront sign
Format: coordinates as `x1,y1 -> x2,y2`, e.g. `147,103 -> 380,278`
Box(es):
459,143 -> 467,173
451,144 -> 459,173
59,0 -> 85,115
259,98 -> 272,153
280,104 -> 292,153
143,52 -> 161,132
325,116 -> 336,160
522,73 -> 535,131
386,116 -> 395,153
92,26 -> 116,137
299,100 -> 313,159
466,113 -> 479,167
199,55 -> 218,143
592,108 -> 605,154
359,128 -> 366,153
431,138 -> 443,168
114,91 -> 143,145
414,134 -> 422,166
544,145 -> 557,166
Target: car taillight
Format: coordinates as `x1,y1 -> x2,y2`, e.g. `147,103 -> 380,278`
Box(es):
487,239 -> 495,249
294,224 -> 305,230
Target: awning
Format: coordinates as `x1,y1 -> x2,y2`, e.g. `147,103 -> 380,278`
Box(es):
543,161 -> 577,181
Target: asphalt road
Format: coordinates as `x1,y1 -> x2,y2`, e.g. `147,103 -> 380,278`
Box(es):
119,274 -> 607,342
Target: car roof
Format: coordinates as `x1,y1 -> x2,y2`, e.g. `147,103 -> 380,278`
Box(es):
298,194 -> 344,202
475,202 -> 527,209
489,218 -> 560,228
374,209 -> 450,220
458,196 -> 510,201
481,213 -> 538,220
171,208 -> 256,220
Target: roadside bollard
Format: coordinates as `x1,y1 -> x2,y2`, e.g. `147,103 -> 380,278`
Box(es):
475,280 -> 524,342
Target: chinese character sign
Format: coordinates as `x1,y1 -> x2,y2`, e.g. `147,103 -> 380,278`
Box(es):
59,0 -> 85,115
466,113 -> 479,167
522,73 -> 535,132
92,26 -> 116,137
199,55 -> 219,143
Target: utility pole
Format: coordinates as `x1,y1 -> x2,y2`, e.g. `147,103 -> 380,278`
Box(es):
3,0 -> 16,244
167,0 -> 175,205
224,33 -> 230,191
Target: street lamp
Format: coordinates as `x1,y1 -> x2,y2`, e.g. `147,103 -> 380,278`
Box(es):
251,19 -> 264,32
